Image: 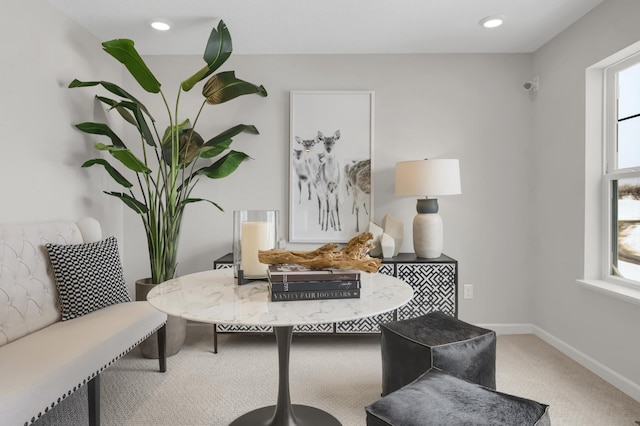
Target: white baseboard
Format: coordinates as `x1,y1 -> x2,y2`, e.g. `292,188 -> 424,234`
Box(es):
532,325 -> 640,402
480,322 -> 640,402
477,323 -> 534,335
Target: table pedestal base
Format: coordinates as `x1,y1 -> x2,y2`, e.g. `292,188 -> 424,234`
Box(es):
228,326 -> 342,426
230,404 -> 341,426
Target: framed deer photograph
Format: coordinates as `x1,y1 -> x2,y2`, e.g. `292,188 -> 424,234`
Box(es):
289,90 -> 375,243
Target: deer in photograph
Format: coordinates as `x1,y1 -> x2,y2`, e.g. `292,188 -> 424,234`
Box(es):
316,130 -> 342,232
292,136 -> 318,204
345,158 -> 371,232
294,136 -> 325,226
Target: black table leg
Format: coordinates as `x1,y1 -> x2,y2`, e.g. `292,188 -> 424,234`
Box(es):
229,326 -> 341,426
213,324 -> 218,354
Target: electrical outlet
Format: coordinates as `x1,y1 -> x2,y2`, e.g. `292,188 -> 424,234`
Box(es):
463,284 -> 473,299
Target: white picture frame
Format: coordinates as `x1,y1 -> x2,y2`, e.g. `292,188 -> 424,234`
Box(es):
289,90 -> 375,243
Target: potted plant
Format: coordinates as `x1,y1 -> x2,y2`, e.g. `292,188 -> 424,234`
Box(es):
69,20 -> 267,357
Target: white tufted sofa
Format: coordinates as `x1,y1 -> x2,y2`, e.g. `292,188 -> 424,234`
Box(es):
0,218 -> 167,426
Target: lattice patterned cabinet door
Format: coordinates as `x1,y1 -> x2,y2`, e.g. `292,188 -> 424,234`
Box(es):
335,312 -> 394,333
217,324 -> 273,333
218,322 -> 332,334
214,263 -> 233,270
335,264 -> 396,333
378,263 -> 395,276
219,321 -> 332,334
294,323 -> 334,333
396,263 -> 456,319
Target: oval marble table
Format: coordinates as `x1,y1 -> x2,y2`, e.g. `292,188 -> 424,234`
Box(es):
147,268 -> 413,426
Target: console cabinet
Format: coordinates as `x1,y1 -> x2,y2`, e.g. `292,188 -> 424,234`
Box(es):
212,253 -> 458,335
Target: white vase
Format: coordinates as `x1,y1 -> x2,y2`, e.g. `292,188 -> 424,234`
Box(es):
413,213 -> 443,258
382,213 -> 404,257
368,221 -> 384,257
381,233 -> 396,258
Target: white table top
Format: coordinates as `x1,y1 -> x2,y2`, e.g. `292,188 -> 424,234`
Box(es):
146,268 -> 413,327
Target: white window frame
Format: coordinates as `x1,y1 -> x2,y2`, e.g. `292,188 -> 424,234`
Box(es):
602,54 -> 640,289
579,42 -> 640,305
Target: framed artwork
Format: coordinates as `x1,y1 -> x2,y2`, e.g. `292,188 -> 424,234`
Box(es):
289,90 -> 375,243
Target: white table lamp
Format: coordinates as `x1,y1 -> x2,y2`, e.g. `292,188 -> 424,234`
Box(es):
395,159 -> 461,258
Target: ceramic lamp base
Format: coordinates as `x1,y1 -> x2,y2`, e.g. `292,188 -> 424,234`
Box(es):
413,213 -> 443,258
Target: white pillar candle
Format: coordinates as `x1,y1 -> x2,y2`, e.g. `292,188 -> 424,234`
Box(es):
241,221 -> 271,278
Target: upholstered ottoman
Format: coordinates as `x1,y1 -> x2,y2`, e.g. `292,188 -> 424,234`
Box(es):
366,367 -> 550,426
380,311 -> 496,395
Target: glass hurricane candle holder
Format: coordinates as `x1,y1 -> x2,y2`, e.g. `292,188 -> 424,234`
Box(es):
233,210 -> 279,284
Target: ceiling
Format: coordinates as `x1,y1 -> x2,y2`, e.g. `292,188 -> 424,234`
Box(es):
47,0 -> 604,55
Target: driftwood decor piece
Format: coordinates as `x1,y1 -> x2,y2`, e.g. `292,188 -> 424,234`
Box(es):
258,232 -> 382,273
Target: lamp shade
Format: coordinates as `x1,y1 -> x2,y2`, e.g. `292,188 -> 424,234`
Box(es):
395,159 -> 461,197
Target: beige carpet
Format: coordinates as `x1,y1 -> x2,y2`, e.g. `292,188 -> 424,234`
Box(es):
32,325 -> 640,426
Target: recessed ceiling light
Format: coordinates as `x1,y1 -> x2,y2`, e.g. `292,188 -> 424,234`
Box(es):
150,19 -> 172,31
479,15 -> 505,29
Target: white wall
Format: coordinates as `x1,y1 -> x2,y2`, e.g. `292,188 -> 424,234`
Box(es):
0,0 -> 122,241
118,53 -> 534,324
531,0 -> 640,389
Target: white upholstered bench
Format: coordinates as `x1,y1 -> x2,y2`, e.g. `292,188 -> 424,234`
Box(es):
0,218 -> 167,426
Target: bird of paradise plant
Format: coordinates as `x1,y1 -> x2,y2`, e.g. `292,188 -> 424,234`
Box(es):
70,20 -> 267,284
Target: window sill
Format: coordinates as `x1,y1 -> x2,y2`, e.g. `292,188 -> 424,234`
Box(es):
577,279 -> 640,305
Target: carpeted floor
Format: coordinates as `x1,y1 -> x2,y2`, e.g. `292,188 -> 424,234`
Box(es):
31,324 -> 640,426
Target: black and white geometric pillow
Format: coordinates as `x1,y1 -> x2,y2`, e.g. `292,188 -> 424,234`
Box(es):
46,236 -> 132,321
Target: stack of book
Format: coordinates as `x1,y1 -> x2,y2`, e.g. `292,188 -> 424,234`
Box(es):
267,264 -> 361,302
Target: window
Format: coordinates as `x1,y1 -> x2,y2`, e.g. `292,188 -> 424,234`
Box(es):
604,55 -> 640,285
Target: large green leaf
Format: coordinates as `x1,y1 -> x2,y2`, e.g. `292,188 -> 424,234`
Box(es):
82,158 -> 133,188
179,198 -> 223,212
161,119 -> 191,146
197,150 -> 250,179
178,129 -> 206,165
116,100 -> 156,146
95,97 -> 155,146
181,20 -> 232,92
204,124 -> 260,146
75,122 -> 126,148
102,39 -> 161,93
104,191 -> 148,214
200,124 -> 259,158
203,21 -> 232,67
199,140 -> 231,159
94,143 -> 151,173
161,121 -> 204,166
96,96 -> 137,126
69,79 -> 154,120
202,71 -> 267,105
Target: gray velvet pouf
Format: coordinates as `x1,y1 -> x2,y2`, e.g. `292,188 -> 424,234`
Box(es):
380,311 -> 496,395
366,367 -> 551,426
